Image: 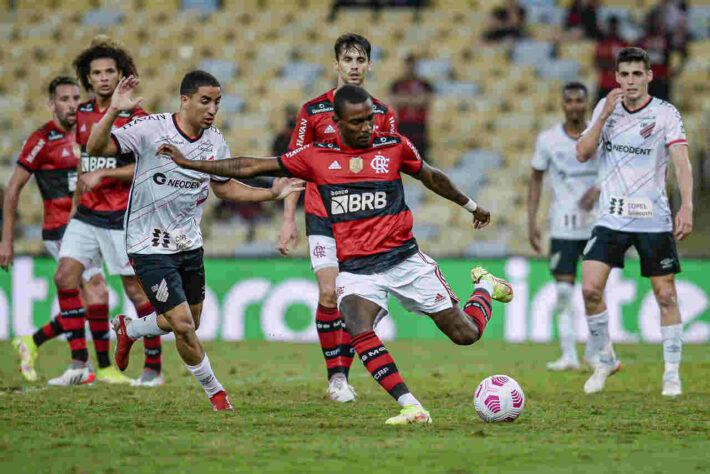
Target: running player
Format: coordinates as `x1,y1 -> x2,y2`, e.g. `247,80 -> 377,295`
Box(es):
162,85 -> 514,424
280,33 -> 397,403
90,71 -> 303,410
2,77 -> 107,383
576,47 -> 693,395
49,36 -> 160,386
528,82 -> 598,371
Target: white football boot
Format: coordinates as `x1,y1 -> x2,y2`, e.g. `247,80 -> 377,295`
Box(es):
661,371 -> 682,397
546,357 -> 580,371
48,361 -> 96,386
583,360 -> 621,394
327,374 -> 356,403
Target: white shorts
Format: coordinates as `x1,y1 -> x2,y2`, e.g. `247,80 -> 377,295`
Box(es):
44,239 -> 104,282
308,235 -> 338,272
58,219 -> 134,276
336,251 -> 459,316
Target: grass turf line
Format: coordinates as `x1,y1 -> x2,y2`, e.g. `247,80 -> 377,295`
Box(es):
1,339 -> 709,473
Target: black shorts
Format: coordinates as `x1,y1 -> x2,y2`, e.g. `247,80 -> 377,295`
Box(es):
129,248 -> 206,315
549,238 -> 588,276
582,226 -> 681,277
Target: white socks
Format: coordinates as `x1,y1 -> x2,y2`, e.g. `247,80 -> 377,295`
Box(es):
586,310 -> 616,366
397,392 -> 422,408
555,282 -> 577,363
127,313 -> 170,339
661,324 -> 682,373
475,278 -> 494,296
186,353 -> 224,397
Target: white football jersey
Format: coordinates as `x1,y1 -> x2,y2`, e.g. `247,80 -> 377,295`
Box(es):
583,97 -> 687,233
531,122 -> 599,240
111,113 -> 230,255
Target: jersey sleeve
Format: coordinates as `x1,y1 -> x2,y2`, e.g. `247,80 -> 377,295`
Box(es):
111,119 -> 144,156
278,144 -> 313,180
399,137 -> 424,175
16,132 -> 46,172
130,107 -> 149,120
530,133 -> 550,171
664,104 -> 688,148
582,99 -> 606,138
288,105 -> 314,151
385,106 -> 398,134
211,135 -> 232,183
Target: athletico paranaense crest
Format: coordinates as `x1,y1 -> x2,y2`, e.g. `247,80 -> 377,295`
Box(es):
640,122 -> 655,139
349,156 -> 363,173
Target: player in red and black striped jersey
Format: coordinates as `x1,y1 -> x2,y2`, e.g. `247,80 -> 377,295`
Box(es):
280,33 -> 398,402
162,85 -> 515,424
2,77 -> 109,383
46,36 -> 162,386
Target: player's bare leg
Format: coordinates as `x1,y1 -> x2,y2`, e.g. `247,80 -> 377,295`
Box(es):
121,275 -> 163,386
581,260 -> 620,393
315,266 -> 355,402
650,274 -> 683,396
161,301 -> 232,410
340,295 -> 430,424
547,273 -> 581,371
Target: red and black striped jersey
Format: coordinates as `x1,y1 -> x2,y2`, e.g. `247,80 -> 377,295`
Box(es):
288,88 -> 398,237
17,121 -> 78,240
279,131 -> 423,274
74,99 -> 147,229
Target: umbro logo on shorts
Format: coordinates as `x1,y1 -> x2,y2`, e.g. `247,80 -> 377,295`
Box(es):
151,278 -> 169,303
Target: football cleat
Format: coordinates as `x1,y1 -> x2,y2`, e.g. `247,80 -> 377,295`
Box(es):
12,335 -> 38,382
583,360 -> 621,394
131,369 -> 165,387
471,266 -> 513,303
385,405 -> 432,425
111,314 -> 136,371
210,391 -> 234,411
661,371 -> 682,397
546,358 -> 580,372
48,361 -> 96,386
327,375 -> 356,403
96,366 -> 134,384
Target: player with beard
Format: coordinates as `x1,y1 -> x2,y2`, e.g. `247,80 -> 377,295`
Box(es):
48,36 -> 162,386
527,82 -> 599,371
161,85 -> 514,424
91,71 -> 303,410
3,77 -> 107,383
281,33 -> 397,403
576,47 -> 693,396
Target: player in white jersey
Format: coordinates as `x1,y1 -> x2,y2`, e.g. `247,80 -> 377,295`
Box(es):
576,47 -> 693,396
528,82 -> 599,371
86,71 -> 304,410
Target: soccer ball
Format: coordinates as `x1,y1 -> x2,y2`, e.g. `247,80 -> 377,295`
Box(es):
473,375 -> 525,423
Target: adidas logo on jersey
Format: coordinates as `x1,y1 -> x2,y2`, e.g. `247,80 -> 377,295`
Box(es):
324,125 -> 336,134
328,160 -> 341,170
61,148 -> 70,157
80,124 -> 86,132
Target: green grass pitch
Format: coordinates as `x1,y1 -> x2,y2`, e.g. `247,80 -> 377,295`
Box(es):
1,339 -> 708,473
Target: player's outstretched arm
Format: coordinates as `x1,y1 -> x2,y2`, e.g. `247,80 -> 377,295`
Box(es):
577,88 -> 623,162
157,144 -> 286,179
412,162 -> 490,229
670,144 -> 693,240
0,166 -> 32,271
211,178 -> 305,202
527,168 -> 544,253
87,76 -> 143,157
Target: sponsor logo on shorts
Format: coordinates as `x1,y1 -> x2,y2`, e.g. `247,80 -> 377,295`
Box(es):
151,278 -> 169,303
609,197 -> 653,218
152,172 -> 200,189
660,258 -> 675,270
549,252 -> 561,271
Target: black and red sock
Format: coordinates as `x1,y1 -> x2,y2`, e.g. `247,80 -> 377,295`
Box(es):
137,302 -> 161,372
32,313 -> 63,347
315,304 -> 345,380
463,288 -> 493,336
351,330 -> 409,400
87,304 -> 110,368
339,325 -> 355,379
57,288 -> 88,363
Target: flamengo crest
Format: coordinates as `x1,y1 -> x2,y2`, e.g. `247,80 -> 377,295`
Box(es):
371,154 -> 389,174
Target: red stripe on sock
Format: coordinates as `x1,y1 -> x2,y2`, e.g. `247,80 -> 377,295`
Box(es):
463,290 -> 492,335
93,339 -> 109,352
61,317 -> 85,330
143,336 -> 162,349
136,302 -> 155,318
86,304 -> 108,320
69,338 -> 87,351
41,318 -> 58,338
58,288 -> 82,310
351,330 -> 406,395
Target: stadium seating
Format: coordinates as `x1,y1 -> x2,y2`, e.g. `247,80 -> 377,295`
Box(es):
1,0 -> 707,258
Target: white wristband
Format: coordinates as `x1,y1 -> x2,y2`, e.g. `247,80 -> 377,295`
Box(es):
463,199 -> 478,213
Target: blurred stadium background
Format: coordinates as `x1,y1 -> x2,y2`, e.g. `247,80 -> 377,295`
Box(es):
2,0 -> 709,260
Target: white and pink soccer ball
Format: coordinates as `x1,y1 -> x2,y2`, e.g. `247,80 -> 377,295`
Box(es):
473,375 -> 525,423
